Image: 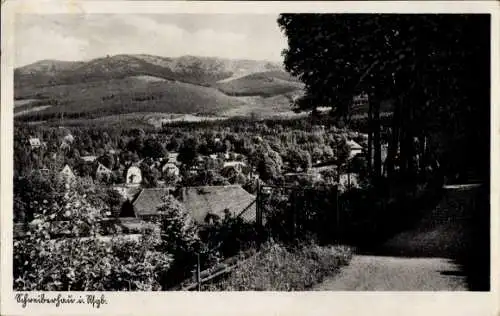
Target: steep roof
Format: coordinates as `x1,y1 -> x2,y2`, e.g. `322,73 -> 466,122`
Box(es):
179,185 -> 256,223
132,188 -> 173,217
59,164 -> 75,178
96,162 -> 112,174
347,140 -> 363,150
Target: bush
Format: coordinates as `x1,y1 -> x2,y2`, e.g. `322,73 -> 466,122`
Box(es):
13,188 -> 172,291
153,195 -> 201,288
203,241 -> 353,291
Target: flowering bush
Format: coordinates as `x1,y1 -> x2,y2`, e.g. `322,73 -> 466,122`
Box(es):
13,186 -> 172,291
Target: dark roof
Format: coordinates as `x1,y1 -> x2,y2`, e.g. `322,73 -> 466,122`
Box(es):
132,188 -> 174,217
179,185 -> 256,224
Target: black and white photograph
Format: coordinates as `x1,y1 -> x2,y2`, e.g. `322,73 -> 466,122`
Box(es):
2,1 -> 498,313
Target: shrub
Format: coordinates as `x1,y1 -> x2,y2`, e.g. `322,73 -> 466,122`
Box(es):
203,241 -> 353,291
153,195 -> 201,288
13,188 -> 172,291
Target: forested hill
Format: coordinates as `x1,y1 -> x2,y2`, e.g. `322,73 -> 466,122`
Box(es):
14,54 -> 305,121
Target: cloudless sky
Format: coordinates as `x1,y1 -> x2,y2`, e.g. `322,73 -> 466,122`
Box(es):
15,14 -> 288,67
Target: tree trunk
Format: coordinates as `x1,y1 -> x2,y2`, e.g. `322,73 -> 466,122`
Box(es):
367,97 -> 373,174
386,97 -> 401,177
373,98 -> 382,180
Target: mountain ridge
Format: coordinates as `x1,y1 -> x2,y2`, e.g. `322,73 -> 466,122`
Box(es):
15,54 -> 285,88
14,54 -> 304,122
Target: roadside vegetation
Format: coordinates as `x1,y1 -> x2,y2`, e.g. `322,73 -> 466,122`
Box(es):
203,242 -> 352,291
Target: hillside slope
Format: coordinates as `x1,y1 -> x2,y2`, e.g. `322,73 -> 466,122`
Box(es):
14,54 -> 303,121
15,77 -> 249,119
15,54 -> 285,88
216,71 -> 304,97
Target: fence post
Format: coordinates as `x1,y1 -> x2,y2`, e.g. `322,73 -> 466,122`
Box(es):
196,253 -> 201,291
256,181 -> 262,227
335,185 -> 340,241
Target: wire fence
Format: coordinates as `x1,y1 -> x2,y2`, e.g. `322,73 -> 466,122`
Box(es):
178,182 -> 342,291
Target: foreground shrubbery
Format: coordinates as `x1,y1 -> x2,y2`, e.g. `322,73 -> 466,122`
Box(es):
13,186 -> 172,291
202,241 -> 353,291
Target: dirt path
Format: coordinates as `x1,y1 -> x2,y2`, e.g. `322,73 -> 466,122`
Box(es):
313,255 -> 467,291
314,184 -> 480,291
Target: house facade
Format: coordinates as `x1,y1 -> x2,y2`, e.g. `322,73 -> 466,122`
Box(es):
28,137 -> 41,149
126,166 -> 142,185
59,164 -> 76,182
347,140 -> 363,159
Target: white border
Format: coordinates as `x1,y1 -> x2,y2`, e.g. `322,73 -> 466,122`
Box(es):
1,1 -> 499,316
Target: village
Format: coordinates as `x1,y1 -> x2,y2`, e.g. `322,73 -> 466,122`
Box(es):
9,11 -> 490,295
17,122 -> 374,238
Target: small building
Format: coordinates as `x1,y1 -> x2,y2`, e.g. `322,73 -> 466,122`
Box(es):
81,156 -> 97,163
223,161 -> 247,173
126,165 -> 142,185
59,164 -> 76,182
95,162 -> 113,182
166,153 -> 180,165
28,137 -> 41,149
347,140 -> 363,159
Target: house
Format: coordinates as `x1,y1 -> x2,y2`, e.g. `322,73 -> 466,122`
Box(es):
28,137 -> 41,149
81,156 -> 97,163
162,162 -> 180,176
222,161 -> 247,174
178,185 -> 256,224
59,164 -> 76,182
95,162 -> 113,182
166,153 -> 180,165
347,140 -> 363,159
126,166 -> 142,185
131,188 -> 175,220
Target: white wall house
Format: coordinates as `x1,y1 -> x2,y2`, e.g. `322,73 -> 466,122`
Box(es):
223,161 -> 247,173
59,164 -> 76,182
126,166 -> 142,185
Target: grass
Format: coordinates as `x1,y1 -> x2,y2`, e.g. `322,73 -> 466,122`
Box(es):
202,241 -> 353,291
216,71 -> 304,97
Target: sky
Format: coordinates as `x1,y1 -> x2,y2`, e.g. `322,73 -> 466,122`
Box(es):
14,14 -> 288,67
